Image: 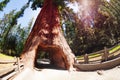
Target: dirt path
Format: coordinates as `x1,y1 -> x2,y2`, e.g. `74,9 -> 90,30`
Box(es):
13,66 -> 120,80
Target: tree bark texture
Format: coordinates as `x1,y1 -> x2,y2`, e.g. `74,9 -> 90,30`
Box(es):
21,0 -> 75,70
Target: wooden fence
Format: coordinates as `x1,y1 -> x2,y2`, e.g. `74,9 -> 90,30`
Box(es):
74,45 -> 120,71
0,57 -> 22,79
78,46 -> 120,64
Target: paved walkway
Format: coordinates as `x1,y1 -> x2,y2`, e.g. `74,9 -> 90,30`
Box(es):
13,66 -> 120,80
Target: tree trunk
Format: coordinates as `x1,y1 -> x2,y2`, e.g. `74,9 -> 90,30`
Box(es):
20,0 -> 75,71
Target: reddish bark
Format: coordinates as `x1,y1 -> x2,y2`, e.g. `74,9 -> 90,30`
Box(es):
21,0 -> 75,70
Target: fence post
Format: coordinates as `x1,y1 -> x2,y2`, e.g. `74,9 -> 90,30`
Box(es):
101,47 -> 109,62
17,57 -> 21,72
84,54 -> 89,64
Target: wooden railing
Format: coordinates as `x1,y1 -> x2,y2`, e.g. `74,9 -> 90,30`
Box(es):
77,45 -> 120,64
74,45 -> 120,71
0,57 -> 22,79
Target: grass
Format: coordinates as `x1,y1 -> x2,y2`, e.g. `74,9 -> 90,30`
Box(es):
0,53 -> 14,60
109,45 -> 120,53
88,53 -> 101,59
77,53 -> 101,60
76,55 -> 84,60
0,53 -> 14,69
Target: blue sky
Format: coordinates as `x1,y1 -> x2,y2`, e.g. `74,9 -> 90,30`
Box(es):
0,0 -> 40,27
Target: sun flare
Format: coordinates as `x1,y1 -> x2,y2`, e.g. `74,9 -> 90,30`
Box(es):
67,0 -> 95,27
106,0 -> 110,2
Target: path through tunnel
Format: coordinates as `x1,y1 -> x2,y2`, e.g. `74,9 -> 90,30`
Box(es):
34,46 -> 68,70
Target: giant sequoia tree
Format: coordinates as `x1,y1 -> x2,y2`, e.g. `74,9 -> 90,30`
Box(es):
21,0 -> 75,71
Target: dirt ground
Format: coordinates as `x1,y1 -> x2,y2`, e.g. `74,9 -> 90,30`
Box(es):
13,65 -> 120,80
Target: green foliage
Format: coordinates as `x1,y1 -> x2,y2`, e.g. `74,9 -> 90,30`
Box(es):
0,2 -> 30,56
0,10 -> 16,51
61,0 -> 120,55
0,0 -> 10,11
15,19 -> 33,56
99,0 -> 120,44
0,18 -> 33,56
29,0 -> 76,10
29,0 -> 44,10
0,2 -> 29,54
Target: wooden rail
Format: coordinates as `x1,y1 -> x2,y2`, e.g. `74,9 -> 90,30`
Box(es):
77,46 -> 120,64
75,45 -> 120,71
0,66 -> 16,77
0,60 -> 16,64
0,57 -> 22,79
74,55 -> 120,71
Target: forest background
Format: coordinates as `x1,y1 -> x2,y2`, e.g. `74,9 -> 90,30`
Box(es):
0,0 -> 120,58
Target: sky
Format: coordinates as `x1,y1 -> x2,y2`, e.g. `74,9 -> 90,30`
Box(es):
0,0 -> 41,27
67,1 -> 79,13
